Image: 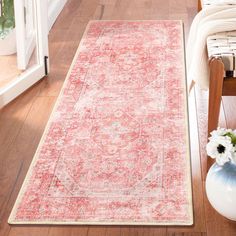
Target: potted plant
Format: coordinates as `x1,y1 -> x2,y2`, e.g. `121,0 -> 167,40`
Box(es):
206,127 -> 236,221
0,0 -> 16,55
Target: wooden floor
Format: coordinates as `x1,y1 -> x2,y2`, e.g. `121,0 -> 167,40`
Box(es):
0,54 -> 21,89
0,0 -> 236,235
0,51 -> 37,90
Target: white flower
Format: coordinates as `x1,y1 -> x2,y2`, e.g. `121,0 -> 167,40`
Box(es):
206,136 -> 233,166
210,127 -> 232,138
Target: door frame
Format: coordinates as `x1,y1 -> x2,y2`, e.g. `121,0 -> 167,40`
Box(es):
0,0 -> 49,108
14,0 -> 36,70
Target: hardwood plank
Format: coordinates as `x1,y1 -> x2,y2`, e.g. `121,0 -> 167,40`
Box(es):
144,226 -> 167,236
70,227 -> 89,236
167,233 -> 207,236
112,0 -> 168,20
0,49 -> 37,90
52,0 -> 83,30
93,0 -> 117,20
38,66 -> 69,97
0,54 -> 21,89
222,79 -> 236,96
47,226 -> 88,236
120,226 -> 167,236
0,156 -> 22,236
105,226 -> 121,236
0,82 -> 41,159
87,226 -> 107,236
120,226 -> 145,236
0,83 -> 44,235
75,0 -> 99,17
8,227 -> 49,236
0,97 -> 55,236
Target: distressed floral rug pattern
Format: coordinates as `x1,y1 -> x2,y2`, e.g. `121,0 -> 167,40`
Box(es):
9,21 -> 193,225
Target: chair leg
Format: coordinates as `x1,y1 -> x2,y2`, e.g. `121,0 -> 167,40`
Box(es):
198,0 -> 202,12
207,58 -> 225,172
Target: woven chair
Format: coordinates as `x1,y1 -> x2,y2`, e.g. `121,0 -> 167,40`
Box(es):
198,0 -> 236,170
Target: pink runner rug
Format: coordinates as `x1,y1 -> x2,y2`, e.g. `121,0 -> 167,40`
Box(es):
9,21 -> 193,225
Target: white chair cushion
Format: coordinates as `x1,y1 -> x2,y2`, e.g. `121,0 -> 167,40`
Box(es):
200,0 -> 236,76
201,0 -> 236,7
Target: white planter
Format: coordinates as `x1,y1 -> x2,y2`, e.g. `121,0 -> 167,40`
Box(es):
206,161 -> 236,221
0,28 -> 17,56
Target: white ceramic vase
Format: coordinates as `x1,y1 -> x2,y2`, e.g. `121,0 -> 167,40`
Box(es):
0,28 -> 17,56
206,161 -> 236,221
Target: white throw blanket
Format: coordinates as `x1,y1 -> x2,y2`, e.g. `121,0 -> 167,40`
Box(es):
187,5 -> 236,90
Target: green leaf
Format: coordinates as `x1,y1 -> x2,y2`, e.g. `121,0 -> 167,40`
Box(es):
225,132 -> 236,145
0,0 -> 15,33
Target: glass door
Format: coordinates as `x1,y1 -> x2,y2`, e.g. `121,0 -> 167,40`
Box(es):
0,0 -> 49,107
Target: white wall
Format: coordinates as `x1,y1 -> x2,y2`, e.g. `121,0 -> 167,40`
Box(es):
48,0 -> 67,31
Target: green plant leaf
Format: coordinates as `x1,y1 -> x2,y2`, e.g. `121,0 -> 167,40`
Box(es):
225,132 -> 236,145
0,0 -> 15,34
